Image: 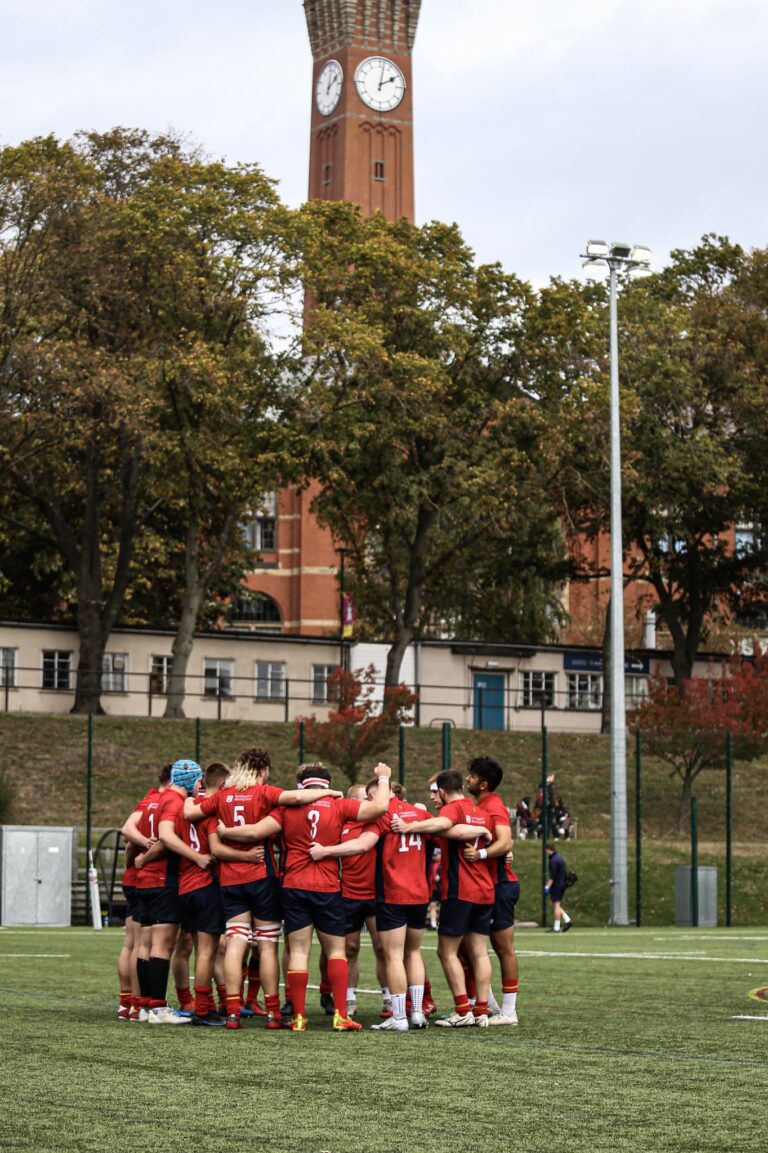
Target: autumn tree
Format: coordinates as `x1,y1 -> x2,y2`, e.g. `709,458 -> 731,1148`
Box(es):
297,665 -> 416,784
632,650 -> 768,829
292,202 -> 567,683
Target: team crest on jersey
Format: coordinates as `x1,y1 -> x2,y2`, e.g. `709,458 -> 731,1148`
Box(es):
226,795 -> 234,803
749,986 -> 768,1003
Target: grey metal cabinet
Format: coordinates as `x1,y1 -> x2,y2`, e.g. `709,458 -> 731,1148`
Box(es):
0,826 -> 73,926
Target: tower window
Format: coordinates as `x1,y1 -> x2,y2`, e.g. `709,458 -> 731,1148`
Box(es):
322,163 -> 333,185
373,160 -> 385,181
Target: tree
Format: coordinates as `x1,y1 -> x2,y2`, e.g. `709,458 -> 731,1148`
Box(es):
293,202 -> 566,682
631,650 -> 768,829
296,665 -> 416,784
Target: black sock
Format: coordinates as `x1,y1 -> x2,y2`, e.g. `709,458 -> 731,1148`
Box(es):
137,958 -> 151,998
148,956 -> 170,1002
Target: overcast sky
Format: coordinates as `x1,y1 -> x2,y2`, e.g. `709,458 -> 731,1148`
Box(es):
2,0 -> 766,285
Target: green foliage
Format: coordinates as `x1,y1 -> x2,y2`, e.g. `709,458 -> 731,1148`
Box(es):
0,765 -> 13,821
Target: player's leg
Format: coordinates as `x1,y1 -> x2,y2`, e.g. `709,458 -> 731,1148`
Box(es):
147,919 -> 183,1021
345,929 -> 362,1016
434,901 -> 475,1027
284,923 -> 314,1029
463,930 -> 492,1025
252,927 -> 283,1027
135,919 -> 152,1019
317,927 -> 356,1028
318,943 -> 334,1014
117,915 -> 135,1019
403,921 -> 427,1027
490,924 -> 519,1023
171,929 -> 194,1012
192,931 -> 223,1024
222,914 -> 251,1028
364,913 -> 392,1017
371,922 -> 409,1031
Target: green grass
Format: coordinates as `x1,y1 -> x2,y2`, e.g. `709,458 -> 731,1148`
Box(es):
0,926 -> 766,1152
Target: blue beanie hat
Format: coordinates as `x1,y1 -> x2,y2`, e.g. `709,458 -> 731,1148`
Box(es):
170,758 -> 203,793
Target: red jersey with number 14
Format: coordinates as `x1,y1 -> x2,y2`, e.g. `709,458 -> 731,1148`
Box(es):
366,798 -> 430,905
438,798 -> 495,904
272,795 -> 362,892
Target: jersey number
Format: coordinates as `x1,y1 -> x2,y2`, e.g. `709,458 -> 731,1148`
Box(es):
307,809 -> 321,841
398,832 -> 423,853
148,813 -> 156,839
233,805 -> 246,826
189,824 -> 201,853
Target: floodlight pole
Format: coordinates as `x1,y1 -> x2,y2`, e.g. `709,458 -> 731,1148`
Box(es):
581,241 -> 652,927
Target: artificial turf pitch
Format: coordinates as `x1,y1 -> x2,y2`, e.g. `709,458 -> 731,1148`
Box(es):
0,926 -> 766,1153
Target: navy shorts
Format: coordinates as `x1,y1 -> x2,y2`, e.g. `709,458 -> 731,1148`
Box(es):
282,888 -> 347,938
343,897 -> 377,934
438,897 -> 493,938
491,880 -> 520,932
376,901 -> 429,933
549,886 -> 566,903
122,884 -> 140,921
137,885 -> 181,927
221,877 -> 282,924
179,884 -> 225,936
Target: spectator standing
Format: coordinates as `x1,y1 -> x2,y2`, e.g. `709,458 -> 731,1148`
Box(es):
544,843 -> 573,933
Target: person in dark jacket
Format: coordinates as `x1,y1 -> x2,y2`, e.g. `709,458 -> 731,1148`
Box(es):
544,844 -> 572,933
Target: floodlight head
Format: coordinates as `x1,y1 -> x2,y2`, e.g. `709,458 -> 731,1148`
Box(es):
585,240 -> 609,257
610,242 -> 632,259
582,259 -> 610,282
630,245 -> 652,265
629,266 -> 653,280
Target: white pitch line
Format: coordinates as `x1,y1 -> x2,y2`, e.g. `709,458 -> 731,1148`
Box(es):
659,935 -> 768,942
731,1015 -> 768,1021
0,953 -> 71,958
516,950 -> 768,964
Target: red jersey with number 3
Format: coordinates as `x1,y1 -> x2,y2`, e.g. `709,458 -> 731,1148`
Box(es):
438,798 -> 495,904
272,796 -> 362,892
366,798 -> 430,905
196,784 -> 283,886
476,792 -> 519,884
136,789 -> 184,890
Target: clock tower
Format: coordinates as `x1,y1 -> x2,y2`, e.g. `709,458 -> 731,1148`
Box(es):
305,0 -> 421,222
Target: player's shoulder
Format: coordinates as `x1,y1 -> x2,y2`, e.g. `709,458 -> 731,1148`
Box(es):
480,792 -> 511,818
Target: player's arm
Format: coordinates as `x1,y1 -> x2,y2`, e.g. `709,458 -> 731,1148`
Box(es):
446,823 -> 493,843
208,829 -> 265,864
183,794 -> 213,821
390,813 -> 452,836
217,814 -> 282,842
308,829 -> 379,862
135,839 -> 167,869
121,809 -> 152,850
355,764 -> 392,821
463,820 -> 512,862
158,819 -> 212,870
276,787 -> 343,805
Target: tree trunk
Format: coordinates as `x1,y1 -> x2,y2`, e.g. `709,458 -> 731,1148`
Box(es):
164,586 -> 205,719
678,772 -> 693,833
72,594 -> 107,715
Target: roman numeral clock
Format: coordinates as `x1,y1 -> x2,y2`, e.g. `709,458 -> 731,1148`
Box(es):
304,0 -> 421,222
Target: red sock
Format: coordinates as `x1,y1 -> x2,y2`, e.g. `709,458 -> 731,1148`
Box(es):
175,984 -> 193,1009
265,993 -> 281,1018
246,968 -> 261,1006
287,971 -> 309,1018
454,993 -> 471,1016
194,984 -> 212,1017
461,960 -> 477,1001
216,982 -> 227,1013
139,995 -> 151,1011
149,998 -> 166,1010
326,957 -> 349,1014
473,1000 -> 489,1019
225,993 -> 241,1022
319,979 -> 332,995
424,977 -> 433,996
502,981 -> 519,994
119,990 -> 132,1009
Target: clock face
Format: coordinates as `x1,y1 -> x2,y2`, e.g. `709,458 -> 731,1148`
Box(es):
354,56 -> 406,113
316,60 -> 343,115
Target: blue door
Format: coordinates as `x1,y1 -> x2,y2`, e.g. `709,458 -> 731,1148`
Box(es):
473,672 -> 505,730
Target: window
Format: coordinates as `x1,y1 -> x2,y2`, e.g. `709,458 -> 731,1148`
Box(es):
625,674 -> 649,705
0,648 -> 17,689
322,162 -> 333,185
242,493 -> 278,553
204,658 -> 234,698
150,655 -> 173,696
230,594 -> 282,627
255,660 -> 286,700
520,671 -> 555,708
373,160 -> 385,180
566,672 -> 603,710
102,653 -> 128,694
735,525 -> 756,557
42,650 -> 72,691
312,663 -> 337,703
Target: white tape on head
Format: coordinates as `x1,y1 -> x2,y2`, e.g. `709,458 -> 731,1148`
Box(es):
299,777 -> 330,789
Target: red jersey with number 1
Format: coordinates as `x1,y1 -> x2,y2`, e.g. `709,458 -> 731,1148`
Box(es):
438,798 -> 495,904
195,784 -> 283,886
272,795 -> 362,892
476,792 -> 519,884
366,798 -> 430,905
135,789 -> 184,890
123,788 -> 157,887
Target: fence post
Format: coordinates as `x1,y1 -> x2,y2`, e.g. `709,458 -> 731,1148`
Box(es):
147,673 -> 153,718
635,728 -> 642,928
541,730 -> 548,929
725,732 -> 733,927
398,725 -> 405,786
415,685 -> 421,728
85,712 -> 94,927
284,679 -> 290,724
690,795 -> 699,928
195,717 -> 201,765
298,720 -> 305,765
441,722 -> 452,772
477,687 -> 484,730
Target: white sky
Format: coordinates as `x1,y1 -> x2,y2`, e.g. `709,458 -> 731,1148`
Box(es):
2,0 -> 766,285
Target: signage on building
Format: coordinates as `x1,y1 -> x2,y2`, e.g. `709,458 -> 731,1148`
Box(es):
564,652 -> 649,674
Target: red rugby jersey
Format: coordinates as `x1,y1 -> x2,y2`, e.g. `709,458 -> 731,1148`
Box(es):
366,798 -> 430,905
340,820 -> 376,900
196,783 -> 282,886
272,796 -> 362,892
122,789 -> 157,887
437,798 -> 495,904
175,802 -> 216,895
476,792 -> 519,884
135,789 -> 184,890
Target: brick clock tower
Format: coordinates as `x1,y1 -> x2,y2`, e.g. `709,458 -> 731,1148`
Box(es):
243,2 -> 422,636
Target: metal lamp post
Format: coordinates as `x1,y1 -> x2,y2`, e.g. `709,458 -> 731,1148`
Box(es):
581,240 -> 652,925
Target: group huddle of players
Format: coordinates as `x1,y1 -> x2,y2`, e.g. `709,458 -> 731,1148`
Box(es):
117,747 -> 521,1032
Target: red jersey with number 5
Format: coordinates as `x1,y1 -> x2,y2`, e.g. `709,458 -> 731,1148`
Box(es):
476,792 -> 519,884
196,784 -> 283,886
438,798 -> 495,904
366,798 -> 430,905
272,796 -> 362,892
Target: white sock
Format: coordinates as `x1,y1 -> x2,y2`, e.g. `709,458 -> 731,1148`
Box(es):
346,987 -> 356,1003
501,991 -> 517,1014
562,912 -> 571,925
381,986 -> 391,1003
553,919 -> 561,932
391,993 -> 407,1021
488,988 -> 500,1011
408,984 -> 424,1016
